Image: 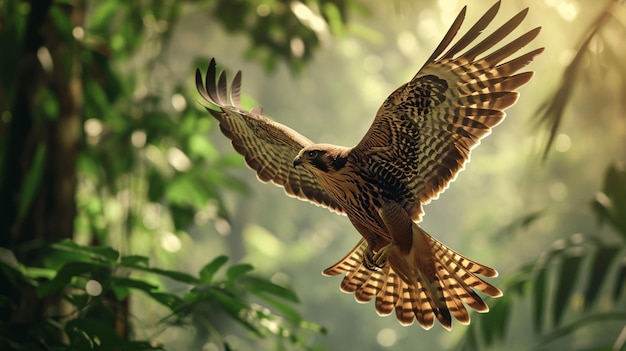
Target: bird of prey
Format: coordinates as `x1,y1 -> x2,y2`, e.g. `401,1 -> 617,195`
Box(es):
196,1 -> 543,329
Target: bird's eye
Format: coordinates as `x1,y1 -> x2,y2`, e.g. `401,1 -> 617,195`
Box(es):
307,150 -> 319,159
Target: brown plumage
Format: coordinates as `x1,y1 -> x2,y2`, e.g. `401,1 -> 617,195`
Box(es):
196,1 -> 543,330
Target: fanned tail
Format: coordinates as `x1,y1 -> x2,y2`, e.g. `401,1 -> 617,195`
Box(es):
323,225 -> 501,330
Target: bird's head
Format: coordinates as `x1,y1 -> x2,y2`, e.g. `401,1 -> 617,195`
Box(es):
293,144 -> 349,173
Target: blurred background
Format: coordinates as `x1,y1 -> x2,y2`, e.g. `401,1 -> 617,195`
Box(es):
1,0 -> 625,350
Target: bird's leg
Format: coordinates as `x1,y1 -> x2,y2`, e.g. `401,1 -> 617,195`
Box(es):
363,247 -> 384,271
371,243 -> 396,267
373,202 -> 414,268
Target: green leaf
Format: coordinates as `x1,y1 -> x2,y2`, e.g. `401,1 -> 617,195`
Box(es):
503,263 -> 533,296
537,312 -> 626,348
460,324 -> 479,351
120,255 -> 150,267
188,133 -> 219,161
216,153 -> 246,168
148,291 -> 187,313
49,5 -> 73,40
479,294 -> 510,346
553,254 -> 584,326
52,239 -> 120,262
131,265 -> 199,284
23,266 -> 57,280
199,255 -> 229,283
89,0 -> 122,32
17,143 -> 46,223
147,170 -> 166,202
169,204 -> 196,231
226,263 -> 254,281
584,247 -> 619,309
212,289 -> 261,336
323,2 -> 346,36
242,276 -> 299,303
83,79 -> 122,126
614,258 -> 626,301
65,293 -> 90,309
37,86 -> 60,120
255,293 -> 302,325
37,261 -> 108,297
0,255 -> 23,288
65,318 -> 123,348
532,266 -> 547,332
111,285 -> 131,301
76,151 -> 101,180
166,175 -> 208,208
590,197 -> 610,226
110,276 -> 157,293
594,164 -> 626,240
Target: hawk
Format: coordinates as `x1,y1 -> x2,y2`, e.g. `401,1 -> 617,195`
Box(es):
196,1 -> 543,329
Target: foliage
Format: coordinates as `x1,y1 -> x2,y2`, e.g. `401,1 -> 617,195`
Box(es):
0,0 -> 358,350
534,0 -> 624,158
211,0 -> 360,72
457,164 -> 626,351
455,2 -> 626,349
2,0 -> 625,350
1,240 -> 321,350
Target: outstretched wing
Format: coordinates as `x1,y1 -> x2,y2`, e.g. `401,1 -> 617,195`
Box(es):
354,1 -> 544,221
196,59 -> 344,214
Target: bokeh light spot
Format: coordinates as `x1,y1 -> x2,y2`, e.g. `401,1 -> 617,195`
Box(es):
257,4 -> 271,17
72,26 -> 84,40
171,93 -> 187,112
376,328 -> 397,347
86,280 -> 103,296
84,118 -> 103,137
555,133 -> 571,152
166,147 -> 191,172
290,37 -> 305,58
131,130 -> 147,148
160,231 -> 182,252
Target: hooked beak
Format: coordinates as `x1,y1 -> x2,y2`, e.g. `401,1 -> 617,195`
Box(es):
293,156 -> 302,168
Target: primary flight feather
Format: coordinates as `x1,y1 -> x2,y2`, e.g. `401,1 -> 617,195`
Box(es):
196,1 -> 543,329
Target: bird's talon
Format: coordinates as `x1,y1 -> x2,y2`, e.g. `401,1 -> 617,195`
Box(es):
372,244 -> 395,267
363,250 -> 384,271
362,244 -> 396,271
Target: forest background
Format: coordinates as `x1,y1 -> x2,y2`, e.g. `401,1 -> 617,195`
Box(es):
0,0 -> 625,350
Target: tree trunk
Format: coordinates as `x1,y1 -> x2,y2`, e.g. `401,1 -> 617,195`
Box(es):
0,0 -> 83,341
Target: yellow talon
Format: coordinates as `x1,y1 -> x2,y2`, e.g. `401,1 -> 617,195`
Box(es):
372,243 -> 396,267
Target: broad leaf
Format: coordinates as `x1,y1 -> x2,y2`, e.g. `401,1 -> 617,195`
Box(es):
65,318 -> 123,349
199,255 -> 229,284
110,276 -> 157,293
212,289 -> 261,336
584,247 -> 619,309
553,254 -> 584,326
242,276 -> 299,303
532,266 -> 547,332
132,266 -> 199,284
120,255 -> 149,267
255,292 -> 303,325
226,263 -> 254,281
52,239 -> 120,262
148,291 -> 187,313
614,258 -> 626,301
37,261 -> 108,298
491,295 -> 511,342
